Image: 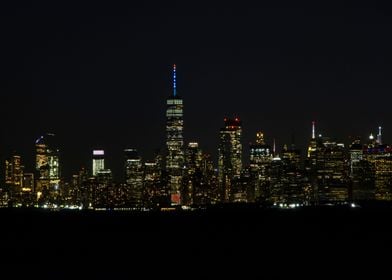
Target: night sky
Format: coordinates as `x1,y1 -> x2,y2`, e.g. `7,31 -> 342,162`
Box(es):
1,2 -> 392,181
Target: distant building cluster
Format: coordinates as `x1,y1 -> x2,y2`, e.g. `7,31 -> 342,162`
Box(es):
1,66 -> 391,210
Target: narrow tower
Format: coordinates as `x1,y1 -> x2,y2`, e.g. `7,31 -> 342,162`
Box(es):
166,64 -> 184,206
218,117 -> 242,202
312,121 -> 316,140
377,126 -> 382,145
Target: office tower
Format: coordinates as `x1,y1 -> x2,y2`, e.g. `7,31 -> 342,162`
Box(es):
362,128 -> 392,201
349,138 -> 373,202
374,155 -> 392,200
124,149 -> 144,207
5,154 -> 24,205
281,144 -> 307,205
144,161 -> 158,208
76,167 -> 90,209
182,142 -> 203,206
349,138 -> 363,175
269,156 -> 284,204
143,150 -> 166,208
93,169 -> 113,209
218,117 -> 242,202
305,122 -> 319,204
35,133 -> 60,201
65,174 -> 79,206
377,126 -> 382,145
166,64 -> 184,206
92,150 -> 105,176
21,173 -> 34,206
5,154 -> 23,189
196,153 -> 218,205
316,137 -> 349,204
307,121 -> 317,166
249,132 -> 273,202
231,168 -> 251,203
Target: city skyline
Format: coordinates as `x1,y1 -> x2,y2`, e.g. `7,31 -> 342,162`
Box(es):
1,63 -> 391,209
2,3 -> 391,275
0,69 -> 389,182
2,3 -> 392,181
0,62 -> 388,181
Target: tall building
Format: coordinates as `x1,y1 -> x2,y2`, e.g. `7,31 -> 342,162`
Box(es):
5,154 -> 23,190
249,132 -> 273,202
75,167 -> 90,209
316,137 -> 349,204
363,129 -> 392,201
92,150 -> 105,176
124,149 -> 144,207
144,150 -> 167,208
281,144 -> 308,205
377,126 -> 382,145
5,154 -> 24,204
307,121 -> 317,166
21,173 -> 35,206
166,64 -> 184,206
374,154 -> 392,201
349,138 -> 374,202
305,121 -> 318,204
182,142 -> 203,206
35,133 -> 60,200
218,117 -> 242,202
269,156 -> 284,204
197,153 -> 218,205
94,169 -> 113,209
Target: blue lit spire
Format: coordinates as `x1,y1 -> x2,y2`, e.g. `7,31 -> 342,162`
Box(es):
173,64 -> 177,97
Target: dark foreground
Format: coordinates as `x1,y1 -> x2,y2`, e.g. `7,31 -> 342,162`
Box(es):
1,205 -> 392,277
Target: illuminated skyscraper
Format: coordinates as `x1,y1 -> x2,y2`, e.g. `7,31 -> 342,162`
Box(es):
374,155 -> 392,201
143,150 -> 166,208
5,154 -> 23,189
124,149 -> 144,207
281,144 -> 308,205
218,117 -> 242,202
349,138 -> 372,202
5,154 -> 24,204
94,169 -> 113,209
377,126 -> 382,145
316,137 -> 349,204
305,121 -> 319,204
182,142 -> 203,206
166,64 -> 184,206
362,129 -> 392,201
35,133 -> 60,200
249,132 -> 273,201
92,150 -> 105,176
307,121 -> 317,165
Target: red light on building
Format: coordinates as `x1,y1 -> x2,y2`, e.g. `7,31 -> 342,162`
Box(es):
171,193 -> 181,204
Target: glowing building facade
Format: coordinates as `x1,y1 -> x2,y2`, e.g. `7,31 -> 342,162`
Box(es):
5,155 -> 23,189
92,150 -> 105,176
249,132 -> 273,201
307,121 -> 317,165
124,149 -> 144,207
5,154 -> 24,204
182,142 -> 203,206
166,64 -> 184,205
218,117 -> 242,202
316,138 -> 349,204
35,133 -> 60,198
